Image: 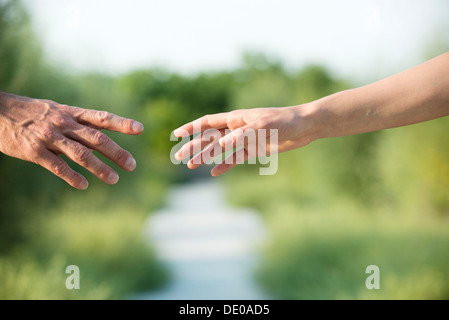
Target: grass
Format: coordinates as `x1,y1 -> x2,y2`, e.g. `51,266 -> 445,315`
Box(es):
0,188 -> 169,300
256,203 -> 449,299
224,127 -> 449,300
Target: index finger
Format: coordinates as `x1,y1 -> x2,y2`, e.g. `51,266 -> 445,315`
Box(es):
173,113 -> 230,137
69,107 -> 144,135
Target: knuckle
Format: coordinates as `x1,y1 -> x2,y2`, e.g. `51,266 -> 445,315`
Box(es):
65,105 -> 77,113
39,100 -> 54,108
92,131 -> 108,146
39,123 -> 58,141
29,140 -> 44,154
227,111 -> 241,127
123,120 -> 134,132
200,114 -> 210,123
53,115 -> 73,128
74,146 -> 91,163
201,114 -> 212,127
99,165 -> 112,178
115,148 -> 130,163
229,110 -> 240,117
125,119 -> 134,132
257,117 -> 270,128
53,160 -> 68,176
70,107 -> 83,119
97,111 -> 111,123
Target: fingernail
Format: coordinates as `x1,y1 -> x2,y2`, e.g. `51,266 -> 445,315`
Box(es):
132,121 -> 144,133
174,128 -> 183,137
80,179 -> 89,190
107,172 -> 119,184
176,151 -> 182,160
125,157 -> 137,171
211,168 -> 219,177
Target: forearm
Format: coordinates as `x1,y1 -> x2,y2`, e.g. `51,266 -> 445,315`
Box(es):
305,52 -> 449,140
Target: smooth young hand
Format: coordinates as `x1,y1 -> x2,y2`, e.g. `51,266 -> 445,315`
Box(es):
174,52 -> 449,176
173,106 -> 316,176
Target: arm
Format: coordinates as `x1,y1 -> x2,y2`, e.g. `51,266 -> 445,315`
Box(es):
0,92 -> 144,190
312,52 -> 449,139
173,52 -> 449,176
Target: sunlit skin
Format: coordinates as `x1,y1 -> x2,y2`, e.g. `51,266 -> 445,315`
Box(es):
174,52 -> 449,176
0,92 -> 144,190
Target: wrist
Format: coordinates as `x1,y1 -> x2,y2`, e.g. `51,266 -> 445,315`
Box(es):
288,99 -> 327,143
296,90 -> 356,141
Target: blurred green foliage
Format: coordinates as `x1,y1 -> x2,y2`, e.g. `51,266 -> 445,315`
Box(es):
0,0 -> 175,299
1,0 -> 448,300
0,0 -> 240,299
225,57 -> 449,299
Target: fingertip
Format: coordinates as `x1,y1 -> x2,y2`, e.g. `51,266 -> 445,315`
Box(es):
125,157 -> 137,172
173,128 -> 183,137
107,172 -> 120,184
174,127 -> 191,138
79,179 -> 89,190
132,121 -> 144,134
211,165 -> 223,177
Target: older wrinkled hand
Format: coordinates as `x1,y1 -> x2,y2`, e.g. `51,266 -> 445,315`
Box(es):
0,92 -> 144,190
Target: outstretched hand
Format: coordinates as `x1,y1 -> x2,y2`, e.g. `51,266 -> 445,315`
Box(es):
173,106 -> 314,176
0,92 -> 144,190
173,53 -> 449,178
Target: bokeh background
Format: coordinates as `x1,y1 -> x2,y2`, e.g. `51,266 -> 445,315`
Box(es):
1,0 -> 449,299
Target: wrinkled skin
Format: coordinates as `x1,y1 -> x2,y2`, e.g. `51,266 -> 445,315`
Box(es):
0,92 -> 144,189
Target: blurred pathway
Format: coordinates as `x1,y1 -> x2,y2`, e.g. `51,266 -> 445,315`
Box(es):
134,179 -> 269,300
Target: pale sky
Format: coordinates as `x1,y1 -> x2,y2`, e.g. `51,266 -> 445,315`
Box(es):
24,0 -> 449,81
